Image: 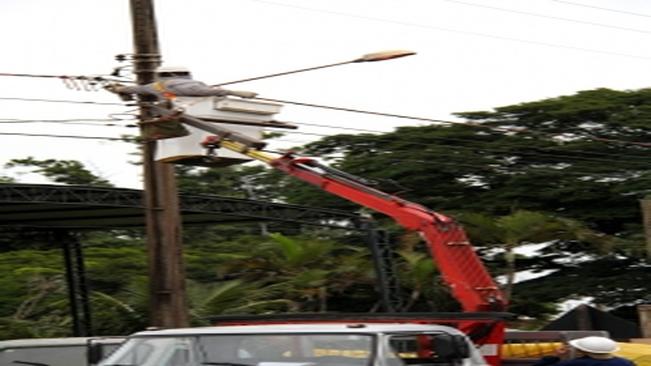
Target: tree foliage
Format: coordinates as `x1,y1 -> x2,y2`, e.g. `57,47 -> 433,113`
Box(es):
243,88 -> 651,320
0,232 -> 383,339
5,157 -> 112,186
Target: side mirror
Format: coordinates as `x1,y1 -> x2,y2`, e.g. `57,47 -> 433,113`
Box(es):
433,334 -> 471,360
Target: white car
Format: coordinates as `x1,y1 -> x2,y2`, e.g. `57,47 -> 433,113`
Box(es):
97,323 -> 487,366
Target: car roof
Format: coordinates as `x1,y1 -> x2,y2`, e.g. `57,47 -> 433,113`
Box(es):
131,323 -> 463,337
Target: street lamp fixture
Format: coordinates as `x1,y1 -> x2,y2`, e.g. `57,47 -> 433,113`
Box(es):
215,49 -> 416,86
352,50 -> 417,63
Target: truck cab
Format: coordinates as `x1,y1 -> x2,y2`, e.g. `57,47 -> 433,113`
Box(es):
97,323 -> 487,366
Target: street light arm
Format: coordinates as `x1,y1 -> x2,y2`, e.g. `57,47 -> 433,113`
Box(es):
213,49 -> 416,86
214,60 -> 353,86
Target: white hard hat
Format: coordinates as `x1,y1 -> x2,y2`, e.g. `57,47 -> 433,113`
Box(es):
569,336 -> 619,354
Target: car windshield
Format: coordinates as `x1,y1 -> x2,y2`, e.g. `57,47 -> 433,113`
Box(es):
97,333 -> 374,366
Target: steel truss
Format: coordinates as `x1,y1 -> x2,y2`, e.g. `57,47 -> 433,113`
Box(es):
0,183 -> 401,334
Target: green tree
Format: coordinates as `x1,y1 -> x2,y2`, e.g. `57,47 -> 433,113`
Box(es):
188,279 -> 296,322
5,157 -> 112,186
243,88 -> 651,314
458,210 -> 620,304
216,233 -> 376,312
454,88 -> 651,236
0,268 -> 72,338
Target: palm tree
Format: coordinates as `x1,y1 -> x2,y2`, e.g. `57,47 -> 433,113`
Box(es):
187,279 -> 297,323
458,210 -> 611,303
217,233 -> 374,312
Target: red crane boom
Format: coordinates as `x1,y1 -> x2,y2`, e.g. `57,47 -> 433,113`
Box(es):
268,153 -> 507,312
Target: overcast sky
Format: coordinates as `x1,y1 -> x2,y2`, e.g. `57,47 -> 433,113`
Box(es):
1,0 -> 651,188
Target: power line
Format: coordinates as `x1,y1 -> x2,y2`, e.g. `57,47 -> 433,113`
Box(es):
0,72 -> 131,92
0,72 -> 121,82
4,125 -> 642,173
0,132 -> 134,142
245,0 -> 651,61
443,0 -> 651,35
256,97 -> 457,125
0,130 -> 642,178
0,118 -> 138,127
551,0 -> 651,19
4,90 -> 648,148
0,96 -> 126,106
3,92 -> 650,148
271,128 -> 651,169
0,118 -> 124,123
275,122 -> 651,163
258,96 -> 651,147
2,92 -> 648,162
0,72 -> 82,79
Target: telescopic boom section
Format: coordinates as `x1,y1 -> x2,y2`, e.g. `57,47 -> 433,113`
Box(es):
214,139 -> 507,312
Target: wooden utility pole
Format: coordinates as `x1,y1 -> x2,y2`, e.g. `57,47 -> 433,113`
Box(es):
129,0 -> 189,328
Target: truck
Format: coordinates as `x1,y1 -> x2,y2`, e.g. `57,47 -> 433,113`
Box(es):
96,320 -> 487,366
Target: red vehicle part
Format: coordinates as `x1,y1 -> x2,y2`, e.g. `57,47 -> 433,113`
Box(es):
269,154 -> 507,313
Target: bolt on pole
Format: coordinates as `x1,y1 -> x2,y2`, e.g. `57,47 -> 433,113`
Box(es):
129,0 -> 189,328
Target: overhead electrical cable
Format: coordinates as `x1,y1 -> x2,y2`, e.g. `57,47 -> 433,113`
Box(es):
276,122 -> 651,163
0,118 -> 125,123
2,92 -> 648,148
271,129 -> 651,169
257,96 -> 651,147
442,0 -> 651,35
245,0 -> 651,61
0,132 -> 642,178
0,119 -> 138,127
0,132 -> 133,142
2,123 -> 643,170
551,0 -> 651,18
0,72 -> 123,82
255,97 -> 456,125
0,96 -> 126,106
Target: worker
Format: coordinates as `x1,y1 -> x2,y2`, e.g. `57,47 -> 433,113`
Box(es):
532,336 -> 635,366
103,66 -> 258,140
104,65 -> 258,101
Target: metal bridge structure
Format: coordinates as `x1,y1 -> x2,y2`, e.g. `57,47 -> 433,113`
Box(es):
0,183 -> 402,335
